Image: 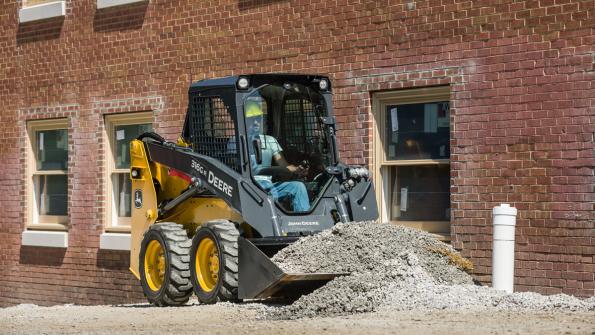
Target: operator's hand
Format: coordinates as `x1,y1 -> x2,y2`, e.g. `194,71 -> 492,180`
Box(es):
288,164 -> 308,178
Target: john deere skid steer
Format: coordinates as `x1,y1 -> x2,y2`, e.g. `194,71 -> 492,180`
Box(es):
129,74 -> 378,305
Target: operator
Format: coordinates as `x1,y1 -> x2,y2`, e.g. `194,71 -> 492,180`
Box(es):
244,97 -> 310,212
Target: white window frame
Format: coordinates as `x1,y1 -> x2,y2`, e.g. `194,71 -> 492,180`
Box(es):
23,0 -> 61,5
26,118 -> 69,231
104,112 -> 152,232
97,0 -> 148,9
19,1 -> 66,23
371,86 -> 451,239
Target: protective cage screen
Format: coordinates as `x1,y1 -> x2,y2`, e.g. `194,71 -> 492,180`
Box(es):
187,96 -> 241,172
279,97 -> 328,163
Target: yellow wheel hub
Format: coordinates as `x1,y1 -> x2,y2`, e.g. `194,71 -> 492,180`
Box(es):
196,237 -> 219,292
144,240 -> 165,291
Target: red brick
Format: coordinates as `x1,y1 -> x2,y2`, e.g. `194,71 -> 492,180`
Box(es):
1,0 -> 593,306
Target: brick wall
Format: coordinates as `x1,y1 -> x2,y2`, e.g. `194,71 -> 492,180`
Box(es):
0,0 -> 593,306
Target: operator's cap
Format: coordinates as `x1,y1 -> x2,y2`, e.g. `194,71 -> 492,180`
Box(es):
245,97 -> 264,118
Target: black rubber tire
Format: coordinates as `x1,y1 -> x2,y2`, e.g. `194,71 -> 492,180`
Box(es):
190,219 -> 239,304
139,222 -> 193,306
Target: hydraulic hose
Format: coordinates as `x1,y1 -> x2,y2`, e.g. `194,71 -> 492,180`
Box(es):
137,131 -> 166,144
334,194 -> 351,223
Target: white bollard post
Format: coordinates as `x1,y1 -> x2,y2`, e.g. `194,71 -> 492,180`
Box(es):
492,203 -> 517,294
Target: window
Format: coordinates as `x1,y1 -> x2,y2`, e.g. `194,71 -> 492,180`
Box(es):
27,119 -> 69,229
105,113 -> 152,230
372,87 -> 451,237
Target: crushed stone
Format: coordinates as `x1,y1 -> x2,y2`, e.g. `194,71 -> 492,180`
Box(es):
266,222 -> 595,320
4,304 -> 39,310
273,221 -> 474,285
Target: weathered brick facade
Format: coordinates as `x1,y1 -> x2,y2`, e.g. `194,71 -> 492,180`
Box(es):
0,0 -> 593,306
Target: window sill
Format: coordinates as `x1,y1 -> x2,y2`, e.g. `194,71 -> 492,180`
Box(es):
104,226 -> 131,233
390,221 -> 450,241
19,1 -> 66,23
26,223 -> 67,231
22,230 -> 68,248
100,232 -> 130,251
431,232 -> 451,242
97,0 -> 148,9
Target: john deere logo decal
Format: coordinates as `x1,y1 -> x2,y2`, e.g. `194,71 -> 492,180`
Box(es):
134,189 -> 143,208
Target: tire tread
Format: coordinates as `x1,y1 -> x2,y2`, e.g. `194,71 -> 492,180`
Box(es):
191,219 -> 239,303
141,222 -> 193,306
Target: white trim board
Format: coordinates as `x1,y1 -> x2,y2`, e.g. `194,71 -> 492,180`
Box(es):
19,1 -> 66,23
100,232 -> 131,251
22,230 -> 68,248
97,0 -> 148,9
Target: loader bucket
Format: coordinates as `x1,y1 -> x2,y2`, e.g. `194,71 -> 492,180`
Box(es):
237,237 -> 346,300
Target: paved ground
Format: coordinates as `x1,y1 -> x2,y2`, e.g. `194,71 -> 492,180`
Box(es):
1,302 -> 593,335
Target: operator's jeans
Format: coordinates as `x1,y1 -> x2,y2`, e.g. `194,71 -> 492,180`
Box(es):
257,180 -> 310,212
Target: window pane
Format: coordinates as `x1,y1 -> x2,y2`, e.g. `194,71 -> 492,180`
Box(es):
113,172 -> 132,220
385,102 -> 449,160
114,123 -> 152,169
389,165 -> 450,221
35,175 -> 67,216
36,129 -> 68,171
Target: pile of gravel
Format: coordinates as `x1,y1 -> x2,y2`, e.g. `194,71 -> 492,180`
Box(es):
381,283 -> 595,313
273,221 -> 473,285
266,222 -> 594,320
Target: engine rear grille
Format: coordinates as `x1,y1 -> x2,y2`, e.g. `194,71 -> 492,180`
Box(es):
187,95 -> 241,172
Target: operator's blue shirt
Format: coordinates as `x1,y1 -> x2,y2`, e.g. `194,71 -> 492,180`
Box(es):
251,134 -> 282,183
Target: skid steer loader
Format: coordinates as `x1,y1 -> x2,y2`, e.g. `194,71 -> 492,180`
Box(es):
129,74 -> 378,305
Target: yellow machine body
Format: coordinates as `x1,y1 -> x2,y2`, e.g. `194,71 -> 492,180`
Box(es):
129,139 -> 242,279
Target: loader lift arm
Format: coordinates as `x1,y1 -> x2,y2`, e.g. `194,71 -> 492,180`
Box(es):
139,137 -> 242,211
135,135 -> 286,238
